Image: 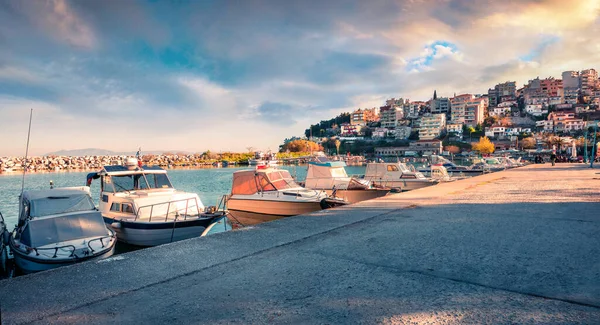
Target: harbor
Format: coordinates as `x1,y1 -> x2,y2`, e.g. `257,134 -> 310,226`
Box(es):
0,163 -> 598,324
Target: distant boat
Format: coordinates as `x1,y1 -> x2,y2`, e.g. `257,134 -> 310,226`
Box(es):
227,166 -> 348,225
7,187 -> 116,274
304,160 -> 389,204
86,158 -> 229,247
248,151 -> 279,167
418,155 -> 491,175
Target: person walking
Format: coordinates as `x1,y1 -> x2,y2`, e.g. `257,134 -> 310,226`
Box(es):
550,152 -> 557,166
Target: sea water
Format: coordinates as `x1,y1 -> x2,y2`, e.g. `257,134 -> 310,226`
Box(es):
0,165 -> 367,228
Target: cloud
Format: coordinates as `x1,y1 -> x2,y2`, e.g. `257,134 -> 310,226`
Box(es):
0,0 -> 599,155
2,0 -> 97,49
255,102 -> 296,124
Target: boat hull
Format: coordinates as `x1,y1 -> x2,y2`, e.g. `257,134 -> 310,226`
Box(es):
227,199 -> 324,226
103,216 -> 220,247
10,241 -> 115,274
370,180 -> 437,191
323,189 -> 389,204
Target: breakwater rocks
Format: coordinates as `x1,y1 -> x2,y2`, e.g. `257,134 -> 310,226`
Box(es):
0,154 -> 237,173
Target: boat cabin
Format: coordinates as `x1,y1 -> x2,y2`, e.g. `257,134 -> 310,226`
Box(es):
231,168 -> 302,195
16,187 -> 111,250
86,160 -> 204,222
305,161 -> 369,190
365,162 -> 426,180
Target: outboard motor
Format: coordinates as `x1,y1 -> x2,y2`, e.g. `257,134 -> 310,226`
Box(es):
319,197 -> 349,209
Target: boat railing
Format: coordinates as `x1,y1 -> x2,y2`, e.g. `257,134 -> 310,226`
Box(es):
87,234 -> 116,253
33,245 -> 77,258
303,177 -> 345,190
135,197 -> 202,222
216,194 -> 228,212
361,175 -> 401,190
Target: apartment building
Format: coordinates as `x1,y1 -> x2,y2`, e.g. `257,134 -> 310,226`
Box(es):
580,69 -> 598,96
450,94 -> 474,123
379,105 -> 401,129
446,123 -> 463,135
350,108 -> 379,126
562,71 -> 580,88
431,97 -> 450,115
418,113 -> 446,140
488,81 -> 517,107
395,126 -> 412,140
340,123 -> 363,136
464,99 -> 485,126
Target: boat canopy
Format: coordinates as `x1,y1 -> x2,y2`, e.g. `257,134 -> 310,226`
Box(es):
305,163 -> 371,190
87,165 -> 173,191
19,211 -> 110,247
231,169 -> 300,195
308,161 -> 347,168
307,162 -> 349,179
21,188 -> 96,219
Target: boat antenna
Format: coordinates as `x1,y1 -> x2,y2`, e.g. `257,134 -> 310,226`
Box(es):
20,108 -> 33,197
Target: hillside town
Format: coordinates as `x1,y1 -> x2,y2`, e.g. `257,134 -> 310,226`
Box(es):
297,68 -> 600,158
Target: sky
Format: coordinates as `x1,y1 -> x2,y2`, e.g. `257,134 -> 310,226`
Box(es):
0,0 -> 599,156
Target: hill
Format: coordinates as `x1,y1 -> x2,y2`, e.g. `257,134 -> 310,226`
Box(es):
44,148 -> 194,156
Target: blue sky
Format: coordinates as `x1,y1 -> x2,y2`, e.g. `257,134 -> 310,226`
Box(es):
0,0 -> 599,155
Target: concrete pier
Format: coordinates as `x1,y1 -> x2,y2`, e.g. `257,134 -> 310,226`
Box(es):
1,164 -> 599,324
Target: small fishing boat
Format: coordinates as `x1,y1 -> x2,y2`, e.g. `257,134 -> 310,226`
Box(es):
7,187 -> 116,274
365,162 -> 439,191
86,158 -> 228,247
227,166 -> 348,225
304,160 -> 389,204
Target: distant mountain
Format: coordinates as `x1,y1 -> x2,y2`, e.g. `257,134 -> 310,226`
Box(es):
45,148 -> 126,156
44,148 -> 194,156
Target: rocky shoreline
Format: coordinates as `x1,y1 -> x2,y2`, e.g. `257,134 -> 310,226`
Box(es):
0,154 -> 236,173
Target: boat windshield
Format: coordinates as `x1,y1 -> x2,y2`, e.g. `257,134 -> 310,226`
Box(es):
29,194 -> 96,218
397,164 -> 412,173
265,170 -> 301,190
110,173 -> 173,192
19,212 -> 110,247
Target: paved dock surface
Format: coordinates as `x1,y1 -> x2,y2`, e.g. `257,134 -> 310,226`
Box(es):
1,164 -> 599,324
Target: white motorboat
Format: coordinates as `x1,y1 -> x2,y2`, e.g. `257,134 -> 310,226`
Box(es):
365,162 -> 439,191
248,151 -> 279,167
7,187 -> 116,274
304,161 -> 389,204
86,158 -> 228,247
227,166 -> 348,225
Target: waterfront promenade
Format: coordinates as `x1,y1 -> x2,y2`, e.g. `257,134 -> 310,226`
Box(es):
1,164 -> 599,324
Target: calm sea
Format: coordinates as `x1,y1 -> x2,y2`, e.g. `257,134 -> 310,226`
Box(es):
0,165 -> 367,228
